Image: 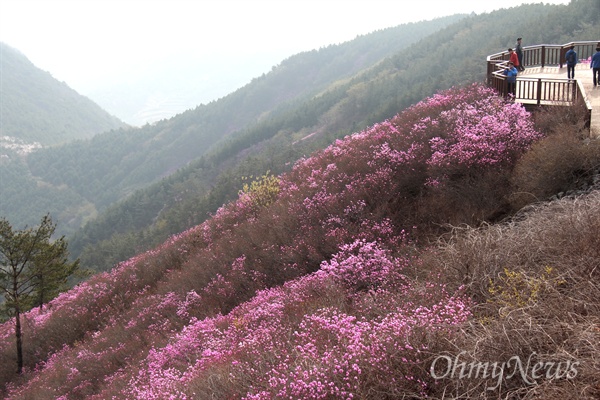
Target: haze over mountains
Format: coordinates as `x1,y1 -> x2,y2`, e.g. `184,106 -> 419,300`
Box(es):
2,13 -> 465,238
1,1 -> 598,272
8,1 -> 569,128
0,44 -> 125,146
85,52 -> 288,127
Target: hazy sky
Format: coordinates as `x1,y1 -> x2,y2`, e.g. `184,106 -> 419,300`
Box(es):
0,0 -> 570,124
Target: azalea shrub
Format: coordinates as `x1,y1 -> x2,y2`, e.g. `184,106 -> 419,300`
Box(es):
127,240 -> 472,399
1,84 -> 550,399
281,84 -> 542,239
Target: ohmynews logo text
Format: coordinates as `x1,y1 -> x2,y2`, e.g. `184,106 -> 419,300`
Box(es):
430,351 -> 579,390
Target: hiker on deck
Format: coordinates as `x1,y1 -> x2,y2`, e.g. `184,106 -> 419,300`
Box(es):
503,61 -> 518,97
508,48 -> 520,71
515,38 -> 525,71
565,45 -> 577,79
592,47 -> 600,87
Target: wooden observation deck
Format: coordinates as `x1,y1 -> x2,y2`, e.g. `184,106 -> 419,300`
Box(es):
487,41 -> 600,137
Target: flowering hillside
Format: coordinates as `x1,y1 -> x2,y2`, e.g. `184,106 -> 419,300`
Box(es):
2,84 -> 598,399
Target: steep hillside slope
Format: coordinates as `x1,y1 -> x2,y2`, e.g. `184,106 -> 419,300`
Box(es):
0,43 -> 125,145
2,83 -> 595,399
70,0 -> 599,272
3,83 -> 599,398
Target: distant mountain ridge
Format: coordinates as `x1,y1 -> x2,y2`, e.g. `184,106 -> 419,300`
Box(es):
1,0 -> 598,271
0,43 -> 126,146
69,0 -> 600,271
1,14 -> 465,238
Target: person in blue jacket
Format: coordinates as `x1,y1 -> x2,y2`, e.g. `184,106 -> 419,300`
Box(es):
565,45 -> 577,79
503,61 -> 518,97
591,47 -> 600,87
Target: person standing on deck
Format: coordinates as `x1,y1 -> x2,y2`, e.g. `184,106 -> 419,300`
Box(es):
515,38 -> 525,72
503,61 -> 518,97
508,48 -> 520,71
565,45 -> 577,79
591,47 -> 600,87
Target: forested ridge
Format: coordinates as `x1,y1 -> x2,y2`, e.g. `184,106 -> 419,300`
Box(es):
1,15 -> 463,238
71,0 -> 599,272
0,43 -> 127,231
0,43 -> 125,145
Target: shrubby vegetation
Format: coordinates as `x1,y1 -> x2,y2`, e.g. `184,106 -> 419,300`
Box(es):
2,84 -> 598,398
510,98 -> 600,209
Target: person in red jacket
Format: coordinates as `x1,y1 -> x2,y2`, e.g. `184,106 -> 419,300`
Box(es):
508,48 -> 520,70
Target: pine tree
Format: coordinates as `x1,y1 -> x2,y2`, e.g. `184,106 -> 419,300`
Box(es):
0,214 -> 79,374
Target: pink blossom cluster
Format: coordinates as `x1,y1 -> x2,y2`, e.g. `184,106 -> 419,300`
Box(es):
428,100 -> 540,170
281,84 -> 540,210
127,240 -> 471,399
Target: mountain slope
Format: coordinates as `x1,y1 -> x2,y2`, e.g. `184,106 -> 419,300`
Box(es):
0,43 -> 127,230
70,0 -> 599,271
0,15 -> 463,237
2,84 -> 544,395
0,43 -> 125,145
1,2 -> 597,397
1,83 -> 598,398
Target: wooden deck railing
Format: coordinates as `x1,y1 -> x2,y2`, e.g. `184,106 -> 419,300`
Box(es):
487,41 -> 598,104
516,77 -> 578,104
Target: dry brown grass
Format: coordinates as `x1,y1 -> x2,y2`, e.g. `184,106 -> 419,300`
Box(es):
420,191 -> 600,399
509,98 -> 599,211
530,98 -> 591,137
510,130 -> 600,209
